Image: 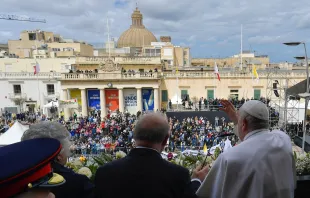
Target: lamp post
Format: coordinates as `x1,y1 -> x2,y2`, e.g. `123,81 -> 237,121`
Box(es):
284,42 -> 309,151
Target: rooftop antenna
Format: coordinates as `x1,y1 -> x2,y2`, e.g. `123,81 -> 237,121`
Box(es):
107,18 -> 110,59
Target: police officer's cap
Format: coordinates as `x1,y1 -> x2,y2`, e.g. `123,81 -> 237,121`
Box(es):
0,138 -> 66,197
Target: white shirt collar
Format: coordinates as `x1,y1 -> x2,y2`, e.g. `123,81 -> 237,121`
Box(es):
135,146 -> 160,153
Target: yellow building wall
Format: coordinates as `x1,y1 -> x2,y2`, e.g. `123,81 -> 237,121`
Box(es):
47,43 -> 94,57
79,43 -> 94,56
8,40 -> 44,58
174,47 -> 184,66
192,57 -> 270,67
0,58 -> 76,72
160,75 -> 304,101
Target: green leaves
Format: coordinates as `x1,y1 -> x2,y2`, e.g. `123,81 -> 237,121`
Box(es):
92,153 -> 114,166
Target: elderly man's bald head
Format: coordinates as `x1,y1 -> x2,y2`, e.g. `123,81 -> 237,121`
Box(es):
134,113 -> 169,144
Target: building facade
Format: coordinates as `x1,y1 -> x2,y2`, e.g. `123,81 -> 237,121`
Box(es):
59,55 -> 307,119
8,30 -> 93,58
192,52 -> 270,68
0,72 -> 61,113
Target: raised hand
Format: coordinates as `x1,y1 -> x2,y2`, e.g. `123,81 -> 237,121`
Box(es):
219,100 -> 238,124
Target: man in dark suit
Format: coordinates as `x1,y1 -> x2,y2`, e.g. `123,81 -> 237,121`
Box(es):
94,113 -> 209,198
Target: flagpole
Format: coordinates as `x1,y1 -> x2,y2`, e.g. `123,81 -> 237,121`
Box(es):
213,65 -> 215,99
240,24 -> 243,71
107,18 -> 111,59
34,36 -> 41,112
176,66 -> 179,111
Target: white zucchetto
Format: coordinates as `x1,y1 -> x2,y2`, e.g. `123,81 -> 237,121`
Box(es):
240,100 -> 269,121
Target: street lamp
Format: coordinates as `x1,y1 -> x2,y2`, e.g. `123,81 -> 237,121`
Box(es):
284,42 -> 309,151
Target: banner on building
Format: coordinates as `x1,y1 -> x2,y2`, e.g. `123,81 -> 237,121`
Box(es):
142,89 -> 154,111
59,99 -> 78,109
105,90 -> 119,112
124,89 -> 137,114
70,90 -> 82,106
88,90 -> 100,110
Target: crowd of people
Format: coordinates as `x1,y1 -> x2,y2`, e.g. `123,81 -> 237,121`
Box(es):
62,111 -> 237,155
0,97 -> 283,156
169,96 -> 270,110
0,99 -> 296,198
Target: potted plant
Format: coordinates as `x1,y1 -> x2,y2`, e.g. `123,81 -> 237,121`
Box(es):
294,152 -> 310,198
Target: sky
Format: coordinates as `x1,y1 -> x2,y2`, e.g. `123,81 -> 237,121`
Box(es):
1,0 -> 310,62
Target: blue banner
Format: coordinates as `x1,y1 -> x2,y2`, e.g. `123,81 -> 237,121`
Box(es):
142,89 -> 154,111
88,90 -> 100,110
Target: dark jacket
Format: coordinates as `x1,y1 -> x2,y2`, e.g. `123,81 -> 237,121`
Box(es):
52,162 -> 94,198
93,148 -> 201,198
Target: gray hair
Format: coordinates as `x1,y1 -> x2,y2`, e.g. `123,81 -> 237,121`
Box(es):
14,191 -> 48,198
239,108 -> 269,131
133,113 -> 169,144
21,121 -> 71,156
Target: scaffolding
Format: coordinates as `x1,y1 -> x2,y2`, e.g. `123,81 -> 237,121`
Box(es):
266,69 -> 300,129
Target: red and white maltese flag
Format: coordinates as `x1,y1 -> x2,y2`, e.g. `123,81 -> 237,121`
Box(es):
214,62 -> 220,81
33,61 -> 40,75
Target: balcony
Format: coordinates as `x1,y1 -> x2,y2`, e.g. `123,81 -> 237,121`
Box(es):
161,70 -> 307,79
0,72 -> 62,80
43,92 -> 60,99
8,93 -> 27,99
61,72 -> 159,80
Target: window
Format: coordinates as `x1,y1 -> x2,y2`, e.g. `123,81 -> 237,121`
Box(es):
161,90 -> 168,102
28,33 -> 36,40
254,89 -> 261,100
181,90 -> 188,95
13,85 -> 21,95
207,90 -> 214,99
47,84 -> 55,95
230,90 -> 239,99
181,90 -> 188,100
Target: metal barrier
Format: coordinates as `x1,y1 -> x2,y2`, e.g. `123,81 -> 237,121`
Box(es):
166,104 -> 241,112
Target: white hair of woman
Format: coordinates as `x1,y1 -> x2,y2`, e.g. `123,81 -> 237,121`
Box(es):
21,121 -> 71,165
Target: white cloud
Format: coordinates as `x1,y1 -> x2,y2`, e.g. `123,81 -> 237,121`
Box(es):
0,0 -> 310,61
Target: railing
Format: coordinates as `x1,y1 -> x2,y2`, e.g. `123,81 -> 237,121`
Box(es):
0,72 -> 61,79
162,71 -> 307,78
62,72 -> 159,80
8,93 -> 27,99
166,104 -> 238,112
43,92 -> 60,98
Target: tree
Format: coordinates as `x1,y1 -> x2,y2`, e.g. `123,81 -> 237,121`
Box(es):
10,96 -> 27,112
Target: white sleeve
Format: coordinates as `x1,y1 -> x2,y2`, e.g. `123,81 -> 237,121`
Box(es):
196,155 -> 228,198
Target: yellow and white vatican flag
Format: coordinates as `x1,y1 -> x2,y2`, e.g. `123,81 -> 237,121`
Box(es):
203,143 -> 208,154
252,64 -> 259,82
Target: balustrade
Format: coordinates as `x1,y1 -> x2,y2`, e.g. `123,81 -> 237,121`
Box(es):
0,72 -> 61,79
62,72 -> 159,80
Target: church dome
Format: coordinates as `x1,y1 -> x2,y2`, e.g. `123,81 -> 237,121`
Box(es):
117,7 -> 157,48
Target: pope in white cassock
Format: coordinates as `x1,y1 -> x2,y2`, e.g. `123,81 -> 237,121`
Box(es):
196,100 -> 296,198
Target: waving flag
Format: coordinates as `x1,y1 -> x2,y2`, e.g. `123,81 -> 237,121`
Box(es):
33,61 -> 40,75
252,65 -> 259,82
214,62 -> 220,81
203,143 -> 208,154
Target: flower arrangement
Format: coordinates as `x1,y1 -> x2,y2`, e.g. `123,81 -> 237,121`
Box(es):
66,152 -> 127,181
67,147 -> 310,183
294,152 -> 310,176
